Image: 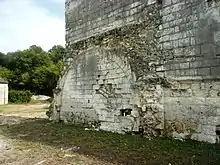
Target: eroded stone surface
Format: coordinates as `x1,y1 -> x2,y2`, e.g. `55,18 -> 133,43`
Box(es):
51,0 -> 220,144
0,139 -> 11,151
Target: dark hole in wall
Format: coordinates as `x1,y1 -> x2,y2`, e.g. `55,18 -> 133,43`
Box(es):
59,119 -> 64,123
157,0 -> 162,5
95,89 -> 100,94
120,108 -> 132,116
216,125 -> 220,143
55,105 -> 61,112
207,0 -> 213,7
107,83 -> 113,91
155,129 -> 162,136
139,128 -> 144,137
107,83 -> 112,87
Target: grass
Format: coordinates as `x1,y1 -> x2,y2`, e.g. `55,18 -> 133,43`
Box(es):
1,119 -> 220,165
0,104 -> 48,117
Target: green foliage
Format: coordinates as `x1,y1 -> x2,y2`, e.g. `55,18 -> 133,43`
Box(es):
0,45 -> 65,96
0,52 -> 6,66
9,90 -> 32,103
32,62 -> 63,96
0,66 -> 12,80
48,45 -> 65,63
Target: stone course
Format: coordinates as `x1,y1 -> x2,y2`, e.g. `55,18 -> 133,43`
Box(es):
51,0 -> 220,143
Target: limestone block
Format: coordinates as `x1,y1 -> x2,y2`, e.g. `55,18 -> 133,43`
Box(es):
94,103 -> 106,109
212,82 -> 220,90
195,124 -> 202,133
147,0 -> 156,5
197,133 -> 216,144
212,89 -> 220,98
201,125 -> 216,136
156,65 -> 165,72
100,122 -> 123,133
99,112 -> 115,122
106,79 -> 115,84
120,116 -> 136,132
217,108 -> 220,116
191,133 -> 199,141
163,97 -> 205,105
172,131 -> 190,140
207,116 -> 219,126
198,116 -> 208,125
131,110 -> 139,118
164,106 -> 178,121
192,89 -> 209,97
155,122 -> 164,130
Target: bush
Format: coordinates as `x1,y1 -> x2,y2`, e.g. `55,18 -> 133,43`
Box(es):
9,90 -> 32,103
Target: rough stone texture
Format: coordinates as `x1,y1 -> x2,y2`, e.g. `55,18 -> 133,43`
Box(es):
159,0 -> 220,143
164,80 -> 220,143
65,0 -> 157,43
60,47 -> 139,133
0,139 -> 10,152
51,0 -> 220,144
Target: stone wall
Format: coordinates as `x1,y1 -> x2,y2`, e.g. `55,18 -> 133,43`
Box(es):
160,0 -> 220,143
65,0 -> 157,43
51,0 -> 220,143
161,0 -> 220,77
60,47 -> 139,133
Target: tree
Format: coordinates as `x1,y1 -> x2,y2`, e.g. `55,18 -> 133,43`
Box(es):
14,49 -> 51,72
5,51 -> 23,70
48,45 -> 65,64
0,45 -> 64,96
0,52 -> 7,67
32,62 -> 63,96
29,45 -> 44,54
0,66 -> 12,81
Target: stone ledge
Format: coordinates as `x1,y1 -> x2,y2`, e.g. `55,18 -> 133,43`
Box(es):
167,76 -> 220,82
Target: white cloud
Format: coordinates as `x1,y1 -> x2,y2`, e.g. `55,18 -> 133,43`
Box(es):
0,0 -> 65,53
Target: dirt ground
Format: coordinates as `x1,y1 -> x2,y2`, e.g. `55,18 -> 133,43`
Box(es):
0,104 -> 113,165
0,104 -> 220,165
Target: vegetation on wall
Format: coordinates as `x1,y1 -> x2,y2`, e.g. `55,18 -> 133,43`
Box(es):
0,45 -> 65,97
60,3 -> 173,136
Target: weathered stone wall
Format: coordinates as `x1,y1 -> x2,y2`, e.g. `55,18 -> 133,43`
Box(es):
160,0 -> 220,143
51,0 -> 220,143
161,0 -> 220,77
60,47 -> 139,133
65,0 -> 156,43
164,80 -> 220,143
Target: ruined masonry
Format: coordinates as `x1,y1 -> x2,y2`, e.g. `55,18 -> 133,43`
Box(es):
50,0 -> 220,143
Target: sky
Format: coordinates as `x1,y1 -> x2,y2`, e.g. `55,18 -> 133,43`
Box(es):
0,0 -> 65,53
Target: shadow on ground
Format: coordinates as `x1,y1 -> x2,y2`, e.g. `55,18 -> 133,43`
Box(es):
1,116 -> 220,165
0,115 -> 32,125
